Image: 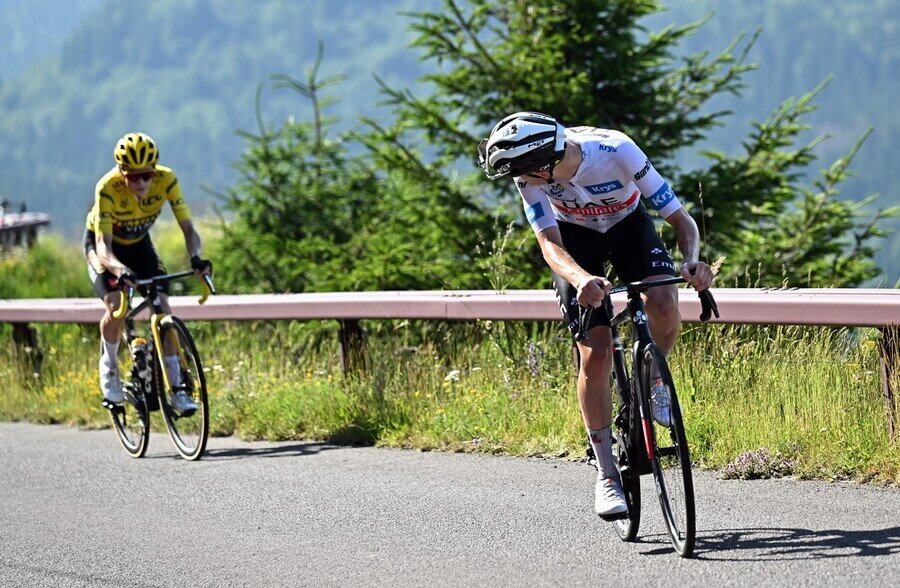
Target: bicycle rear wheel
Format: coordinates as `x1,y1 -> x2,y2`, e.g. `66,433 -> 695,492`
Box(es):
641,344 -> 695,557
109,337 -> 150,458
155,316 -> 209,461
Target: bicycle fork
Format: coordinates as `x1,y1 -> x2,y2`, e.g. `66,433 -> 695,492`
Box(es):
633,341 -> 655,462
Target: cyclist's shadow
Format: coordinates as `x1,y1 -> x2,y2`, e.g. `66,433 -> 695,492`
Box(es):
201,440 -> 350,461
641,526 -> 900,560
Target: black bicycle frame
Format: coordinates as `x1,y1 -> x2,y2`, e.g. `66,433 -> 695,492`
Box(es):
576,276 -> 717,475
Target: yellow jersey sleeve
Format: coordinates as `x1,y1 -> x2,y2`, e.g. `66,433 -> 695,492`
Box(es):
161,173 -> 191,223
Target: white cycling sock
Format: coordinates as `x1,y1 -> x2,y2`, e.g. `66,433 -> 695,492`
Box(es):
163,355 -> 182,388
588,426 -> 619,481
101,339 -> 119,368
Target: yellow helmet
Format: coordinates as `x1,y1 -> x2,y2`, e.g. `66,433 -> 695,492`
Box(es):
114,132 -> 159,170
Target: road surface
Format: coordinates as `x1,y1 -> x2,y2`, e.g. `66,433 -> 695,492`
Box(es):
1,423 -> 898,586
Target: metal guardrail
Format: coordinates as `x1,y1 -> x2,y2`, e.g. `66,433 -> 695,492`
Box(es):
2,287 -> 898,437
0,288 -> 897,325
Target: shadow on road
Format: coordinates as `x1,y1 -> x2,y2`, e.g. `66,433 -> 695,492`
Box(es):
201,441 -> 348,461
637,526 -> 900,560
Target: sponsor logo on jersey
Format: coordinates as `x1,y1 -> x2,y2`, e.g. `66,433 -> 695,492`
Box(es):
652,260 -> 676,271
585,180 -> 624,195
649,182 -> 676,210
634,159 -> 651,181
546,183 -> 566,198
597,143 -> 617,153
525,202 -> 545,224
651,247 -> 663,254
139,193 -> 163,210
112,212 -> 160,238
550,191 -> 639,216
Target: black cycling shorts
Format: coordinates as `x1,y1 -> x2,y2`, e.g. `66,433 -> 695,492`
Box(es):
83,228 -> 168,298
551,208 -> 677,335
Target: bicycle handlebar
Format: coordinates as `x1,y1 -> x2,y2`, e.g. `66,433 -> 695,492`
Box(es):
111,270 -> 217,318
574,277 -> 719,341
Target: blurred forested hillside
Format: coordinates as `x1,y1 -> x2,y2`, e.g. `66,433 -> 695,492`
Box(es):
0,0 -> 896,280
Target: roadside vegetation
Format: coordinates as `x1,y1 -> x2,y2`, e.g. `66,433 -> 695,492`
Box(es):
1,239 -> 897,485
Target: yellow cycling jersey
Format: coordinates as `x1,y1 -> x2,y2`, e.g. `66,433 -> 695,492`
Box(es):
85,165 -> 191,245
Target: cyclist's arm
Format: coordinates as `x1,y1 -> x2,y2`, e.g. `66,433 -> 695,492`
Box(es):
663,208 -> 713,290
96,232 -> 131,277
178,219 -> 203,260
535,226 -> 610,307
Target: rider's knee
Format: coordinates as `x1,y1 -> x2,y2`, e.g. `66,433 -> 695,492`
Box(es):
580,344 -> 612,379
646,289 -> 680,323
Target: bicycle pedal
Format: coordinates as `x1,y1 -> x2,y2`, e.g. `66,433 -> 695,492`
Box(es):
101,399 -> 122,411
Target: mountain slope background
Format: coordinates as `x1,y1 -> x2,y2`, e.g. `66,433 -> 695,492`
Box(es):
0,0 -> 896,281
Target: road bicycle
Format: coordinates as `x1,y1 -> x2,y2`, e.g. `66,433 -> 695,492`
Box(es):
576,276 -> 718,557
101,270 -> 215,461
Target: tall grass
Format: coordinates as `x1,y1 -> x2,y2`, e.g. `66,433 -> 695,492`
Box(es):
2,232 -> 897,484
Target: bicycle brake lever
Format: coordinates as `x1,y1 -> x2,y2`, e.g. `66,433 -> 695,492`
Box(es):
698,289 -> 720,322
575,306 -> 593,341
111,289 -> 132,320
198,274 -> 215,305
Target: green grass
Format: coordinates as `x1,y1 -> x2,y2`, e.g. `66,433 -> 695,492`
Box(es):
2,318 -> 897,485
2,233 -> 898,485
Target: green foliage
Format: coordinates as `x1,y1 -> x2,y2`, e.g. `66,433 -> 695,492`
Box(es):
679,82 -> 898,286
218,45 -> 510,293
2,319 -> 897,483
374,0 -> 893,288
0,238 -> 92,298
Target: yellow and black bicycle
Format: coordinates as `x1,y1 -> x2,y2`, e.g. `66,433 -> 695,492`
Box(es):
102,270 -> 215,460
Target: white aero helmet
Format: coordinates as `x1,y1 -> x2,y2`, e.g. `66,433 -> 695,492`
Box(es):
477,111 -> 566,180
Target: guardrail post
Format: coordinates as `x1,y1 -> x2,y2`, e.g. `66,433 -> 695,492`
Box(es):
11,322 -> 43,374
878,326 -> 899,440
338,319 -> 366,373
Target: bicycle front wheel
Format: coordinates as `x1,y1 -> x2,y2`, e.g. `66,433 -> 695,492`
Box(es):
641,344 -> 695,557
154,316 -> 209,461
110,337 -> 150,458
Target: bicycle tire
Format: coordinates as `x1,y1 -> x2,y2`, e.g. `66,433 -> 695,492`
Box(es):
640,343 -> 695,557
612,431 -> 641,541
155,316 -> 209,461
110,336 -> 150,458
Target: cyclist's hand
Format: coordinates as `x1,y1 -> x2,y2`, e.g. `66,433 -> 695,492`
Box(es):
681,261 -> 714,291
116,272 -> 138,290
190,255 -> 213,276
575,275 -> 611,308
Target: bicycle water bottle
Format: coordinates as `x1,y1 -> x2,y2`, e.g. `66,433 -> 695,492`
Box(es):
131,337 -> 150,381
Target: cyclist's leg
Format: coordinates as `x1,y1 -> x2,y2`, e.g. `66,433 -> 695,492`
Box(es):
552,223 -> 625,516
85,229 -> 126,403
608,209 -> 680,353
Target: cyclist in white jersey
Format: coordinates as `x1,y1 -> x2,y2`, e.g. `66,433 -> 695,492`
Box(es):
478,112 -> 714,518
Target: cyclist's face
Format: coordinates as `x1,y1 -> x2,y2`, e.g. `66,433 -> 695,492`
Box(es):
121,168 -> 155,198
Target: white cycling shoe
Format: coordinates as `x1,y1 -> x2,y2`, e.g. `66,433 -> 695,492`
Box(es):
650,377 -> 672,428
170,390 -> 198,415
595,476 -> 627,517
99,361 -> 124,405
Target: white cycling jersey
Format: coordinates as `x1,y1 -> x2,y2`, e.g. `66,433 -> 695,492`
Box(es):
514,126 -> 683,235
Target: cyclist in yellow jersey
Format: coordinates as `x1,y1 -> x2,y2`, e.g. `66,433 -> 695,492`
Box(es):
84,132 -> 212,411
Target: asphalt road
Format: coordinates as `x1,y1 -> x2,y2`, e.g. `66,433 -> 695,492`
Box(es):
1,422 -> 898,587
